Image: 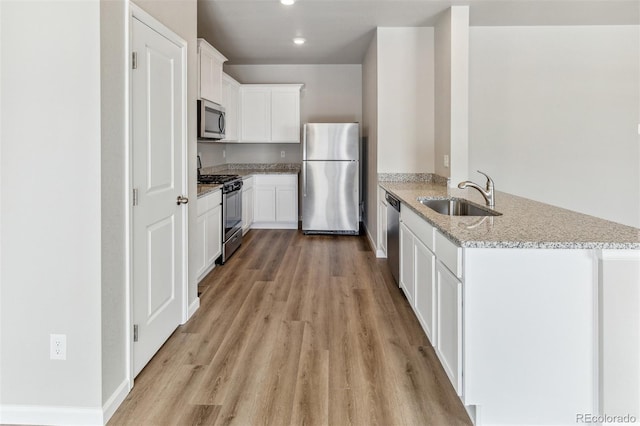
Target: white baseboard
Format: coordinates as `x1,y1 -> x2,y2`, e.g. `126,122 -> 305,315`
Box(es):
102,379 -> 130,424
187,297 -> 200,322
0,379 -> 130,426
251,222 -> 298,230
0,404 -> 103,426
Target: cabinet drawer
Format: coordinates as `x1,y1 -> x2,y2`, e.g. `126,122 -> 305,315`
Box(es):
254,174 -> 296,186
197,189 -> 222,216
435,231 -> 462,279
400,205 -> 434,251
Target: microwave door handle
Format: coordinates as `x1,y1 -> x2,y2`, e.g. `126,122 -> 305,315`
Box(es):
219,114 -> 225,133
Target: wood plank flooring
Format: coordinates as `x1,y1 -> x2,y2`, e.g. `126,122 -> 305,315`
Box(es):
109,229 -> 472,426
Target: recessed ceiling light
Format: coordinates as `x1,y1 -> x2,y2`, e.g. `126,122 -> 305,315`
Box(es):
293,37 -> 306,45
280,0 -> 295,5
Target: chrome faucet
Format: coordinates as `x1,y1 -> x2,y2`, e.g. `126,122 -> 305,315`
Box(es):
458,171 -> 495,207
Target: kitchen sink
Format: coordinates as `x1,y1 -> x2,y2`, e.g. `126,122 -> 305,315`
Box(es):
419,198 -> 502,217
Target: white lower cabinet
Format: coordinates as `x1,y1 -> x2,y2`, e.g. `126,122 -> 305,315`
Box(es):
242,176 -> 254,234
397,200 -> 601,425
196,189 -> 222,282
252,174 -> 298,229
400,204 -> 460,395
399,222 -> 416,305
377,188 -> 388,257
435,261 -> 462,396
414,237 -> 436,345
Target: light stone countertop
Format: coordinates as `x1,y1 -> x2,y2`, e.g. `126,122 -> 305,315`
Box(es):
379,180 -> 640,250
197,183 -> 222,198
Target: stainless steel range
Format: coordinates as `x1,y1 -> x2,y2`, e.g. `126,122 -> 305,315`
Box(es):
199,173 -> 243,264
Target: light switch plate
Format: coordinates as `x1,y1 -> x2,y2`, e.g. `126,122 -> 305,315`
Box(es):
444,154 -> 450,168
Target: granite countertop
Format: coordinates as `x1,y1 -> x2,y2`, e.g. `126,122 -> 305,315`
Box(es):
197,163 -> 301,198
379,180 -> 640,250
197,183 -> 222,198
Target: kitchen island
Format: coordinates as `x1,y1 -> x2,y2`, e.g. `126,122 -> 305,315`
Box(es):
379,177 -> 640,426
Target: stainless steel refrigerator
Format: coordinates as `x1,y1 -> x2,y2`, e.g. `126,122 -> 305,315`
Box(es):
302,123 -> 360,234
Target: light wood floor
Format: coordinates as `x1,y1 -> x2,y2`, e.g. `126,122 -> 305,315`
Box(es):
109,229 -> 472,426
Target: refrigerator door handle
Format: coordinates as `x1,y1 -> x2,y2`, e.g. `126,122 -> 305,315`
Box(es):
302,124 -> 307,161
303,161 -> 307,197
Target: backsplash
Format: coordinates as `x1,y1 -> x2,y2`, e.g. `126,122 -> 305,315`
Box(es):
200,163 -> 301,175
378,173 -> 449,186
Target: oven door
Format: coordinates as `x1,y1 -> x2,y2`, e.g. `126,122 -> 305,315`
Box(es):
223,187 -> 242,240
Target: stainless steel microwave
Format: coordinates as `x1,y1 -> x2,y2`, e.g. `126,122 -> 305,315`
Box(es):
197,99 -> 226,140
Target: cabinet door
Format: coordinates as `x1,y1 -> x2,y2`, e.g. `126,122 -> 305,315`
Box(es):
221,75 -> 239,141
240,88 -> 271,142
254,185 -> 276,222
378,200 -> 387,256
399,222 -> 415,304
436,261 -> 462,395
199,51 -> 223,104
194,213 -> 207,279
242,185 -> 254,234
205,205 -> 222,265
414,238 -> 436,345
276,184 -> 297,223
271,89 -> 300,142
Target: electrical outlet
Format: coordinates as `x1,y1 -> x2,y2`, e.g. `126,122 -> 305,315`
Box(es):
223,149 -> 226,158
281,151 -> 285,158
444,154 -> 450,168
50,334 -> 66,360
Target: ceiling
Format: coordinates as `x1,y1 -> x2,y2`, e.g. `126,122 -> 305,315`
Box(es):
197,0 -> 640,65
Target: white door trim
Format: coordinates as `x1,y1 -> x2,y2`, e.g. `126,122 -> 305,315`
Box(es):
126,1 -> 189,388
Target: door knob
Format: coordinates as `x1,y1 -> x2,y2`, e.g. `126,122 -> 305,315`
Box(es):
176,195 -> 189,205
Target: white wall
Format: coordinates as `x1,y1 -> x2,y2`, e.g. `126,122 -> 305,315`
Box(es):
435,6 -> 469,183
1,0 -> 102,413
203,64 -> 362,166
377,27 -> 435,174
362,32 -> 379,245
100,0 -> 128,409
469,26 -> 640,228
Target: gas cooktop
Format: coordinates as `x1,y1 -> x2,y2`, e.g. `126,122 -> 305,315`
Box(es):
198,173 -> 241,184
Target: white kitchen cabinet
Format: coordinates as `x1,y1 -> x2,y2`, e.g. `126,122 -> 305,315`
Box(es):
395,198 -> 600,425
242,176 -> 254,234
414,237 -> 436,345
239,84 -> 303,143
197,39 -> 227,105
240,86 -> 271,142
221,73 -> 241,142
399,205 -> 436,346
399,222 -> 415,305
196,189 -> 222,282
252,174 -> 298,229
377,188 -> 387,258
435,260 -> 462,396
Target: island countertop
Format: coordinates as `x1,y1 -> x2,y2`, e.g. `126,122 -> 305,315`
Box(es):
379,180 -> 640,250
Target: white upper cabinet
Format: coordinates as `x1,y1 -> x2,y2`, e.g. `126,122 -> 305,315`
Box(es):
197,39 -> 227,105
239,84 -> 303,143
221,73 -> 241,142
240,86 -> 271,142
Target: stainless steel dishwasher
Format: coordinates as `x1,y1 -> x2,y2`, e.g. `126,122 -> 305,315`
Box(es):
386,192 -> 400,285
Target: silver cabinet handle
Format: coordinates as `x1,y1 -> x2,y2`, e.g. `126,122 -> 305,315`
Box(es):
176,195 -> 189,205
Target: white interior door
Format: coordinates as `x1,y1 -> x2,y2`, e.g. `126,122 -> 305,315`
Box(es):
132,15 -> 186,377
